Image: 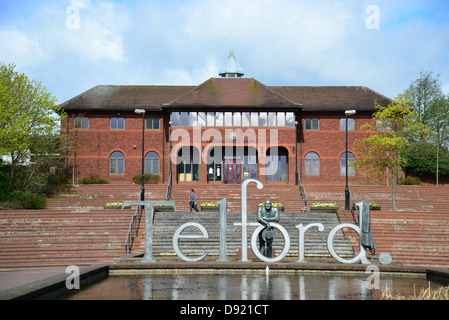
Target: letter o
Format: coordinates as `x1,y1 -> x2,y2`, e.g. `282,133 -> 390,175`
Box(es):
327,223 -> 369,264
250,222 -> 290,262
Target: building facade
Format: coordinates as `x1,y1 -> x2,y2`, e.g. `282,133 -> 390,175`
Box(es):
59,52 -> 392,186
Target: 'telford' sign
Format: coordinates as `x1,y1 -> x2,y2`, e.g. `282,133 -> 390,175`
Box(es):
124,179 -> 371,265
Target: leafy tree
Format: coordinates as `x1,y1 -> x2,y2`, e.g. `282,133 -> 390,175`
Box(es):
405,71 -> 449,185
354,93 -> 430,210
0,62 -> 65,193
403,142 -> 449,178
405,71 -> 442,130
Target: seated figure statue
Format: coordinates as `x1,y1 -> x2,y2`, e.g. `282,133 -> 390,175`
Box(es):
257,199 -> 280,257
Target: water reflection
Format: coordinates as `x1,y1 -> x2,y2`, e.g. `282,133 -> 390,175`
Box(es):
62,272 -> 440,300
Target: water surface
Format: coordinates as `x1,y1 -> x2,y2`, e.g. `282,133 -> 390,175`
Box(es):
58,271 -> 442,300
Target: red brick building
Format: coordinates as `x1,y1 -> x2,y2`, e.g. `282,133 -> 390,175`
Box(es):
59,51 -> 392,186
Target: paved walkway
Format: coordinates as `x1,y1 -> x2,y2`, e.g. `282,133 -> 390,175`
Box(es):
0,267 -> 66,291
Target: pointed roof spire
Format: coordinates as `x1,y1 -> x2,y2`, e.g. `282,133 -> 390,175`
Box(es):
219,48 -> 244,78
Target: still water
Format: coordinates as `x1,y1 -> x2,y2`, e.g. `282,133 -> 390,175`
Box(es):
58,271 -> 443,300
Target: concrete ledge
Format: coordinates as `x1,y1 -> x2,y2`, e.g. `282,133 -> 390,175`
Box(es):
426,268 -> 449,284
0,265 -> 108,300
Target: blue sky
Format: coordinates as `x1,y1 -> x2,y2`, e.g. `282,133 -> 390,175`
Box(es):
1,0 -> 448,104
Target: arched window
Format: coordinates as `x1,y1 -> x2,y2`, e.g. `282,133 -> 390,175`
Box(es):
145,151 -> 160,174
110,151 -> 124,175
340,152 -> 355,176
305,152 -> 320,176
266,147 -> 288,182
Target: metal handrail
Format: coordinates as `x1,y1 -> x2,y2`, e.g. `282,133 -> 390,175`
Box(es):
165,171 -> 172,201
124,193 -> 142,253
297,172 -> 308,209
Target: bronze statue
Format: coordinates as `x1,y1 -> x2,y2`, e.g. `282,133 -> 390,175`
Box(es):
257,199 -> 280,257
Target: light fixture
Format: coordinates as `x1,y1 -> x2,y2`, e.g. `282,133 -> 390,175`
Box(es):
134,109 -> 145,115
345,110 -> 356,116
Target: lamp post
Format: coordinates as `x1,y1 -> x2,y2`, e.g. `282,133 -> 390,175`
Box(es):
295,121 -> 299,185
344,110 -> 356,210
168,121 -> 173,177
135,109 -> 146,202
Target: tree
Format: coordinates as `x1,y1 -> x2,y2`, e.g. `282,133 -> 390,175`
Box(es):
405,71 -> 449,185
0,62 -> 65,193
405,70 -> 442,130
427,94 -> 449,185
354,93 -> 430,210
403,142 -> 449,178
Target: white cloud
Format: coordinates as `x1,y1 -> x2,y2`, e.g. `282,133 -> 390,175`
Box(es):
58,1 -> 130,62
0,29 -> 48,67
1,0 -> 447,103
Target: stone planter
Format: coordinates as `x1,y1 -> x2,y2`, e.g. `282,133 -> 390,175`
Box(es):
104,205 -> 131,209
201,206 -> 220,212
370,206 -> 381,210
153,205 -> 175,212
310,206 -> 339,213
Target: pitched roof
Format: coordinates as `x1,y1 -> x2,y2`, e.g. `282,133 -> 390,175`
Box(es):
58,85 -> 194,112
271,86 -> 392,112
162,77 -> 302,109
58,78 -> 392,113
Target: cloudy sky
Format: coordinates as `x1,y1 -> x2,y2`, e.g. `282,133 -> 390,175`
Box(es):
1,0 -> 448,104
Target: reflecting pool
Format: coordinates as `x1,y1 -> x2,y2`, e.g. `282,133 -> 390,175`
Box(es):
57,271 -> 443,300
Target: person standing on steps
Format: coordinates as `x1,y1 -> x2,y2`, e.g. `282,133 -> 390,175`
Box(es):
189,188 -> 199,212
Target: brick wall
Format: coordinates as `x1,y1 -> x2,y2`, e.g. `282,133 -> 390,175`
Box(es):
61,113 -> 386,185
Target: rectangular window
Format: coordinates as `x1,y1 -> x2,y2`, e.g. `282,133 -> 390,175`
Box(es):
146,118 -> 160,130
259,112 -> 267,126
242,112 -> 250,127
190,112 -> 198,126
225,112 -> 233,126
268,112 -> 276,127
376,119 -> 391,131
74,116 -> 89,129
233,112 -> 241,126
171,112 -> 180,126
198,112 -> 206,127
286,112 -> 295,127
180,112 -> 189,126
110,117 -> 124,130
305,118 -> 319,130
215,112 -> 223,126
250,112 -> 258,126
207,112 -> 215,126
340,118 -> 355,131
277,112 -> 286,127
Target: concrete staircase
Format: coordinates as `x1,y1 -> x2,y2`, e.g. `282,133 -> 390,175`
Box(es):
1,182 -> 448,268
0,209 -> 130,268
338,209 -> 449,268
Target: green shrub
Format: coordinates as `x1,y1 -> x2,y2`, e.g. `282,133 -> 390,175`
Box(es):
80,175 -> 109,184
132,173 -> 160,184
7,190 -> 46,209
398,176 -> 421,185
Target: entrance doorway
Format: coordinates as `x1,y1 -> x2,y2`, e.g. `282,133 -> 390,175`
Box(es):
223,158 -> 242,184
